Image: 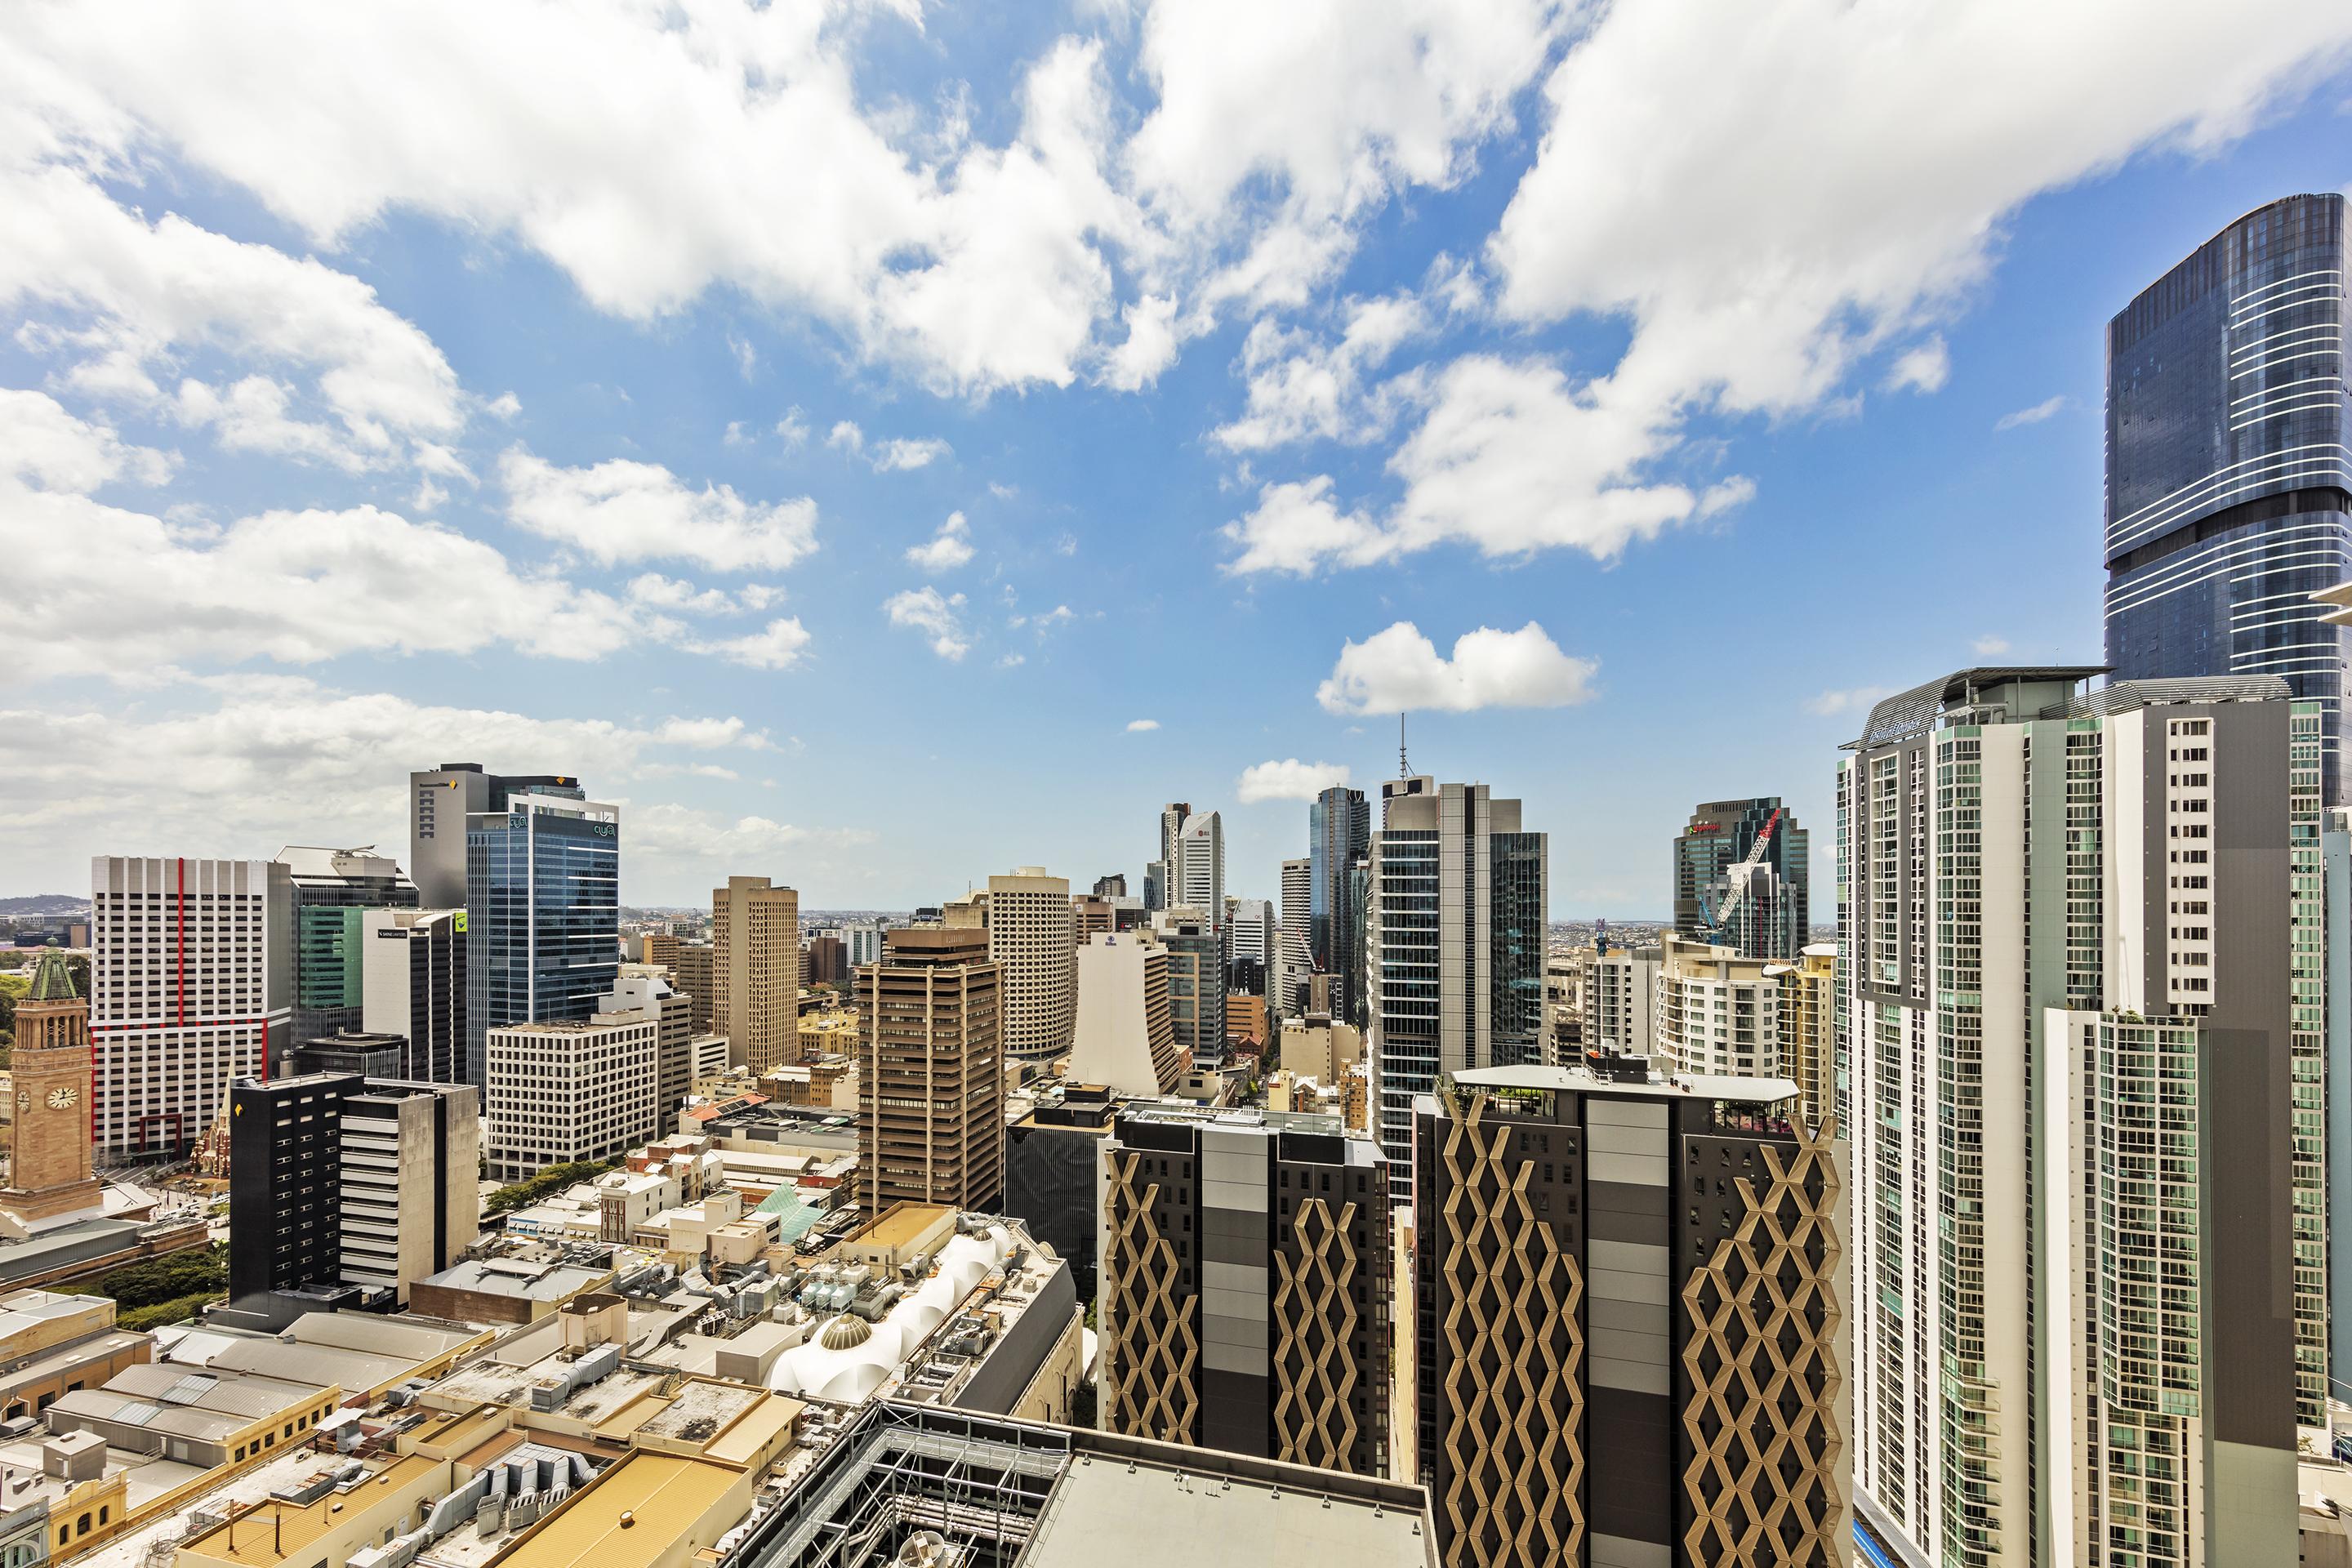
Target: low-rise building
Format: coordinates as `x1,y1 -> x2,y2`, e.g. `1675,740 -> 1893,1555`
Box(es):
408,1238 -> 639,1328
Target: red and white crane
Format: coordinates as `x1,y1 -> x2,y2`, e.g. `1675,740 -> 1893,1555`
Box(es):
1698,808 -> 1784,938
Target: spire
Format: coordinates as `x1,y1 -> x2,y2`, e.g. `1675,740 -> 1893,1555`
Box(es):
26,940 -> 78,1003
1399,713 -> 1410,779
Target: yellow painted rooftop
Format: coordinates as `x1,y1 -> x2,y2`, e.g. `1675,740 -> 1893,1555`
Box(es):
850,1201 -> 952,1251
176,1453 -> 443,1567
485,1452 -> 743,1568
702,1392 -> 804,1469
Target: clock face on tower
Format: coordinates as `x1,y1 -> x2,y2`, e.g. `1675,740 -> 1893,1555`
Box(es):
45,1087 -> 78,1111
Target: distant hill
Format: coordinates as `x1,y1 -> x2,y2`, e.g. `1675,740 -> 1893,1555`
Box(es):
0,895 -> 89,918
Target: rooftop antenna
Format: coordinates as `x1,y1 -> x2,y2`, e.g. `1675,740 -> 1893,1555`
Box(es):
1399,713 -> 1410,779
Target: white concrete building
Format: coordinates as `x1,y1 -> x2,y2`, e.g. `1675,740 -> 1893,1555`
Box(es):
90,856 -> 292,1159
361,907 -> 466,1084
1175,813 -> 1225,926
339,1079 -> 480,1303
483,1012 -> 660,1183
987,868 -> 1075,1062
1654,933 -> 1780,1080
1587,944 -> 1660,1055
1069,931 -> 1181,1097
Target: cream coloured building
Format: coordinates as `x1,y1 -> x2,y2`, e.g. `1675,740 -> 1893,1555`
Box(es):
712,875 -> 799,1073
987,868 -> 1073,1062
1655,933 -> 1780,1080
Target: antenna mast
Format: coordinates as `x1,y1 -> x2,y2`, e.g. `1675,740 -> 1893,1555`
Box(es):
1399,714 -> 1410,778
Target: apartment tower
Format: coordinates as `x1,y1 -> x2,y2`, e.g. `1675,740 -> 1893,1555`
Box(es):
713,874 -> 800,1072
858,927 -> 1004,1211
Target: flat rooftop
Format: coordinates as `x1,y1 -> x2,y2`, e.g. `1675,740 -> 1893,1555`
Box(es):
1451,1063 -> 1799,1104
175,1451 -> 443,1566
1024,1447 -> 1432,1567
482,1450 -> 742,1568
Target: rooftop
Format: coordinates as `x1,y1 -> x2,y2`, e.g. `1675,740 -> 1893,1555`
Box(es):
1451,1062 -> 1800,1105
174,1450 -> 443,1567
479,1450 -> 743,1568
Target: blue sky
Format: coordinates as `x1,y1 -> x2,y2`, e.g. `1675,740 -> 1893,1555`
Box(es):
3,2 -> 2350,915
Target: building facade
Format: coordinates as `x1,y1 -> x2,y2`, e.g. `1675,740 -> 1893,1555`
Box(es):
1366,777 -> 1548,1205
1154,907 -> 1226,1065
1098,1102 -> 1392,1477
1176,812 -> 1226,928
226,1071 -> 357,1309
89,857 -> 292,1160
1768,943 -> 1838,1134
1654,933 -> 1780,1080
1311,785 -> 1371,1025
857,928 -> 1004,1212
1413,1065 -> 1846,1567
277,845 -> 419,1052
408,763 -> 582,910
1671,798 -> 1810,960
2104,193 -> 2351,803
336,1079 -> 480,1304
483,1014 -> 659,1183
987,868 -> 1074,1062
712,875 -> 800,1073
1278,855 -> 1314,1018
1069,931 -> 1181,1098
463,790 -> 621,1090
670,942 -> 715,1035
1588,944 -> 1660,1055
1838,668 -> 2305,1566
360,907 -> 466,1084
0,947 -> 102,1227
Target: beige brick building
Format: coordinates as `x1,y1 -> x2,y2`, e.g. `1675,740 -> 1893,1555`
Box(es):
712,875 -> 800,1073
987,868 -> 1072,1062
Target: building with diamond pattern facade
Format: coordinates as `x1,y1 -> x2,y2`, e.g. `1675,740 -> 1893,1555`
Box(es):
1096,1102 -> 1392,1478
1411,1062 -> 1847,1568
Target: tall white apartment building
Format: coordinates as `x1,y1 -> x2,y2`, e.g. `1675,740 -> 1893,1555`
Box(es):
1176,812 -> 1225,926
483,1012 -> 659,1183
1654,933 -> 1779,1078
1839,669 -> 2302,1568
90,857 -> 292,1160
1587,942 -> 1660,1054
988,867 -> 1075,1062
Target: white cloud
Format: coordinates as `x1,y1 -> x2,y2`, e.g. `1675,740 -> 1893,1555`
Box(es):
884,586 -> 969,660
701,617 -> 813,670
1222,475 -> 1387,576
727,332 -> 758,381
776,408 -> 811,448
870,436 -> 951,472
501,448 -> 818,573
987,481 -> 1019,501
0,388 -> 174,492
723,420 -> 752,447
1804,685 -> 1897,718
1102,293 -> 1180,391
1971,635 -> 2011,657
1236,758 -> 1350,803
1316,621 -> 1597,715
1996,394 -> 2067,430
996,653 -> 1026,669
1883,336 -> 1949,394
1211,292 -> 1429,451
827,421 -> 865,455
905,511 -> 975,573
1125,719 -> 1160,732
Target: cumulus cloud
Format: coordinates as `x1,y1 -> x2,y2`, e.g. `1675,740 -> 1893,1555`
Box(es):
1125,719 -> 1160,732
501,448 -> 818,573
1236,758 -> 1351,803
905,512 -> 975,574
1883,336 -> 1949,394
1316,621 -> 1597,715
0,388 -> 175,492
1996,395 -> 2067,430
828,420 -> 951,472
1804,685 -> 1897,717
884,586 -> 969,660
1211,292 -> 1429,451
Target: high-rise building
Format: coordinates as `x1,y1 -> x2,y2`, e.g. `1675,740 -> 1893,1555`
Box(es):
858,927 -> 1003,1211
2105,194 -> 2351,802
1176,811 -> 1226,925
1766,942 -> 1837,1134
1413,1063 -> 1846,1567
712,875 -> 800,1073
670,941 -> 715,1035
408,763 -> 585,910
1278,856 -> 1314,1017
359,907 -> 466,1083
1098,1101 -> 1392,1477
1154,906 -> 1226,1063
1311,785 -> 1371,1023
1366,777 -> 1548,1205
463,789 -> 620,1089
803,933 -> 847,990
335,1079 -> 480,1305
0,945 -> 101,1228
605,970 -> 694,1130
1227,897 -> 1274,987
1142,859 -> 1168,912
483,1011 -> 659,1183
1670,799 -> 1809,960
988,868 -> 1075,1062
1654,933 -> 1780,1080
276,845 -> 418,1053
90,856 -> 292,1160
1587,943 -> 1660,1054
1093,874 -> 1128,898
1838,668 -> 2304,1566
1071,895 -> 1115,942
227,1071 -> 357,1312
1068,931 -> 1181,1097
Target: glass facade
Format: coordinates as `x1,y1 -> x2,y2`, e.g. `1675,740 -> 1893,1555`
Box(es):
2105,193 -> 2351,800
1307,786 -> 1370,1025
1487,831 -> 1546,1067
1371,828 -> 1438,1187
464,795 -> 620,1088
1671,796 -> 1810,960
284,853 -> 418,1050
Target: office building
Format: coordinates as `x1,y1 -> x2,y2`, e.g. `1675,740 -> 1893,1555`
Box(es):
483,1011 -> 659,1183
1588,943 -> 1660,1054
1413,1063 -> 1846,1567
277,845 -> 419,1052
1176,811 -> 1226,926
1093,873 -> 1129,898
1147,802 -> 1191,915
1766,942 -> 1838,1133
1072,894 -> 1115,942
408,762 -> 583,910
336,1079 -> 479,1304
1279,854 -> 1314,1017
1227,896 -> 1274,982
1155,906 -> 1226,1064
1654,933 -> 1780,1080
464,790 -> 621,1089
2105,194 -> 2350,803
670,941 -> 715,1034
0,945 -> 102,1227
712,875 -> 800,1072
89,856 -> 292,1160
1838,668 -> 2304,1566
1366,777 -> 1548,1204
988,868 -> 1075,1062
857,927 -> 1004,1212
225,1071 -> 357,1313
1098,1102 -> 1392,1477
360,907 -> 466,1083
803,933 -> 846,990
1312,785 -> 1371,1023
1670,799 -> 1809,960
1068,931 -> 1182,1098
605,969 -> 695,1129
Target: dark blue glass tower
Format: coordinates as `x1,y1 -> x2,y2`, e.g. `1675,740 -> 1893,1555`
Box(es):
2105,193 -> 2350,800
1308,784 -> 1370,1024
463,790 -> 621,1089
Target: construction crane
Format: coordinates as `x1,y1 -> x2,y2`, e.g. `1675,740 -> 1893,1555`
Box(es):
1696,808 -> 1783,941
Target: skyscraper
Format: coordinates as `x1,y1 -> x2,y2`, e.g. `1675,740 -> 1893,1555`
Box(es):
278,844 -> 419,1052
712,874 -> 800,1072
407,763 -> 584,910
1069,930 -> 1181,1098
1670,798 -> 1809,960
858,927 -> 1004,1211
1278,855 -> 1314,1017
1367,776 -> 1548,1205
1145,801 -> 1191,913
988,867 -> 1075,1062
463,789 -> 620,1089
1310,785 -> 1371,1024
359,907 -> 466,1083
1838,668 -> 2302,1566
1155,906 -> 1226,1064
2104,193 -> 2351,802
90,856 -> 292,1159
1176,810 -> 1226,923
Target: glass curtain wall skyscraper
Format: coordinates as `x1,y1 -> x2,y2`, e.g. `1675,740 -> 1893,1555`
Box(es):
2104,193 -> 2350,801
1309,785 -> 1370,1025
464,790 -> 621,1089
1669,797 -> 1809,960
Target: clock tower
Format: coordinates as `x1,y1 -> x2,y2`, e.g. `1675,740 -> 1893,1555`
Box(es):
1,944 -> 101,1227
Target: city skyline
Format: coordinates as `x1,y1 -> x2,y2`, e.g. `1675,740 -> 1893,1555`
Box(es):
4,11 -> 2352,920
